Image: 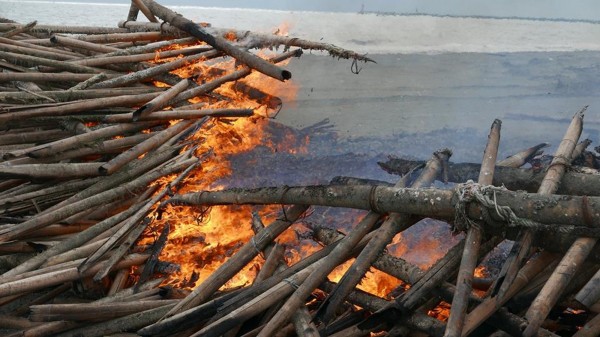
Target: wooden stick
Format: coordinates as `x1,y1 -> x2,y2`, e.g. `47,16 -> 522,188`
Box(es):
164,204 -> 309,317
291,306 -> 320,337
135,223 -> 170,290
444,119 -> 501,337
141,0 -> 291,81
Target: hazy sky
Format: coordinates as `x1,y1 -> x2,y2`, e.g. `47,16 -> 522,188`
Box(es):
63,1 -> 600,21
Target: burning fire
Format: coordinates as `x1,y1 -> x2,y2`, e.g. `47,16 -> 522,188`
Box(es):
139,26 -> 454,305
137,34 -> 311,289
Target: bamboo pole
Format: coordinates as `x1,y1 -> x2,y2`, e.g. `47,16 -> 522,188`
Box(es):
0,41 -> 77,61
0,93 -> 161,123
51,34 -> 118,53
575,268 -> 600,309
315,149 -> 449,324
132,77 -> 192,121
77,31 -> 180,44
89,49 -> 219,89
22,121 -> 158,159
70,46 -> 210,67
0,36 -> 82,58
0,20 -> 37,38
99,119 -> 193,175
0,87 -> 162,104
256,210 -> 383,336
100,108 -> 254,123
30,300 -> 178,322
0,162 -> 103,179
0,253 -> 149,298
42,145 -> 181,215
138,235 -> 343,336
164,204 -> 309,316
513,110 -> 585,337
0,50 -> 104,73
165,183 -> 600,231
572,312 -> 600,337
0,157 -> 191,243
79,158 -> 198,273
131,0 -> 159,22
189,263 -> 320,337
141,0 -> 291,81
0,72 -> 116,83
444,119 -> 501,337
0,23 -> 128,35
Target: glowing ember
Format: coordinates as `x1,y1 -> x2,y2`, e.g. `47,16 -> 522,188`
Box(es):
428,301 -> 452,322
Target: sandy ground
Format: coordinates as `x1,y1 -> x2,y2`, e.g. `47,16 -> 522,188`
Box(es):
277,52 -> 600,163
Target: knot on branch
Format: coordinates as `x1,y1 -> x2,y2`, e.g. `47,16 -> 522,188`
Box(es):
454,182 -> 542,233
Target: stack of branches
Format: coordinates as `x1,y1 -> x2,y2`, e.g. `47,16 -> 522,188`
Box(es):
0,1 -> 373,336
136,108 -> 600,337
